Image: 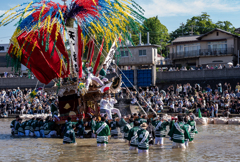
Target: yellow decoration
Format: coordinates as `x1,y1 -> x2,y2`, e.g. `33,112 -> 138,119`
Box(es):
64,103 -> 71,109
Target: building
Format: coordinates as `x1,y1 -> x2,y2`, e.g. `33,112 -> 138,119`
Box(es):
0,44 -> 12,74
167,28 -> 240,67
115,32 -> 160,87
0,44 -> 28,75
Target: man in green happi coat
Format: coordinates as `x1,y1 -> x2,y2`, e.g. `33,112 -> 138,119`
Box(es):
63,124 -> 77,145
90,116 -> 97,138
16,118 -> 25,137
155,117 -> 169,146
110,117 -> 120,139
137,123 -> 150,154
187,114 -> 198,143
76,116 -> 85,138
127,121 -> 140,150
184,116 -> 192,147
168,115 -> 191,149
95,116 -> 111,147
123,118 -> 134,142
10,115 -> 19,136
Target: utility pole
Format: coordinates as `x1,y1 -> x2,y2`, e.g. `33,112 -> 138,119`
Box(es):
62,0 -> 68,6
180,23 -> 184,36
189,25 -> 195,35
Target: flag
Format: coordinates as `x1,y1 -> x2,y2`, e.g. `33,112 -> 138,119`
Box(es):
93,37 -> 104,75
99,82 -> 112,93
78,25 -> 83,78
86,39 -> 94,62
89,40 -> 95,66
198,108 -> 202,118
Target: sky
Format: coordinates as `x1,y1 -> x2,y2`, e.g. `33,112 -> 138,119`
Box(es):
1,0 -> 240,43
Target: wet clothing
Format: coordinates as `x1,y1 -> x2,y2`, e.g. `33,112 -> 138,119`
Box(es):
110,120 -> 120,136
155,121 -> 169,137
51,103 -> 58,117
123,123 -> 133,140
118,118 -> 127,133
127,126 -> 140,147
168,122 -> 191,144
95,121 -> 111,144
137,129 -> 149,150
187,120 -> 198,141
63,129 -> 76,144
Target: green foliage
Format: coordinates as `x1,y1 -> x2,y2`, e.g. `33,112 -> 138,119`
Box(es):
170,12 -> 240,41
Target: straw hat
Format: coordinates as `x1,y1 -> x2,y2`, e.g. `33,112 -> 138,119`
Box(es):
140,123 -> 148,129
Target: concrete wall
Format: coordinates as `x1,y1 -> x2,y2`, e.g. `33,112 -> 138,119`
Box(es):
156,68 -> 240,82
118,45 -> 158,66
0,78 -> 54,89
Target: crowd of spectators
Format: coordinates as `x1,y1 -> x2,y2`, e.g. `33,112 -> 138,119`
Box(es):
158,63 -> 239,72
0,72 -> 35,78
124,82 -> 240,117
0,87 -> 57,117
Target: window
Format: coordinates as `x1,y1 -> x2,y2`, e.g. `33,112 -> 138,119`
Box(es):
0,46 -> 4,51
139,50 -> 146,56
216,32 -> 219,36
121,51 -> 128,57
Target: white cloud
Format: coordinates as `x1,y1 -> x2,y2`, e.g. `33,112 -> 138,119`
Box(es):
139,0 -> 240,17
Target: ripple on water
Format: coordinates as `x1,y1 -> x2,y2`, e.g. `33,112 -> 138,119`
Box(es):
1,119 -> 240,161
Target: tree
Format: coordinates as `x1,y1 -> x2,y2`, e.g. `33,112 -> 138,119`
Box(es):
141,16 -> 170,57
170,12 -> 239,41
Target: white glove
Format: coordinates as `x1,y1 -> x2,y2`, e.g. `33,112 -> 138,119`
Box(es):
77,118 -> 79,121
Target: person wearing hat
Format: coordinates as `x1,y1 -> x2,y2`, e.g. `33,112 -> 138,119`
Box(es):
127,121 -> 140,151
95,116 -> 111,147
10,115 -> 19,136
16,118 -> 25,137
168,115 -> 191,149
110,116 -> 120,139
63,124 -> 77,145
84,62 -> 105,91
155,115 -> 169,146
151,114 -> 159,127
65,117 -> 78,135
137,123 -> 150,153
187,114 -> 198,143
123,118 -> 134,142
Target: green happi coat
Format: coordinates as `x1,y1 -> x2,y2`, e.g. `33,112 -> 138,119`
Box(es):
118,118 -> 127,133
16,123 -> 25,134
127,126 -> 140,147
32,121 -> 40,131
39,121 -> 45,130
184,123 -> 192,142
99,68 -> 107,77
187,120 -> 198,141
77,119 -> 85,136
63,129 -> 76,144
43,121 -> 55,135
24,120 -> 32,130
168,122 -> 191,144
169,120 -> 175,130
137,129 -> 149,150
155,121 -> 169,137
151,118 -> 159,127
123,123 -> 133,139
134,118 -> 141,125
95,121 -> 111,144
10,119 -> 17,128
30,120 -> 36,133
110,121 -> 119,136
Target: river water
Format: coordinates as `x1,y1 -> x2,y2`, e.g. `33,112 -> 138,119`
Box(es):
1,118 -> 240,162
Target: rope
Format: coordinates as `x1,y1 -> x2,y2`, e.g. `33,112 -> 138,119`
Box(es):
35,80 -> 39,89
81,23 -> 156,116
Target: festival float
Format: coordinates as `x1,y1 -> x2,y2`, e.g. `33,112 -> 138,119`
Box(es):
1,0 -> 149,123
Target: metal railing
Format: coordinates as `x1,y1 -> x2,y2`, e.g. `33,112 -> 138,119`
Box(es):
169,48 -> 235,60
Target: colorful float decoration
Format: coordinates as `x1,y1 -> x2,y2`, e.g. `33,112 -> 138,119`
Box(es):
1,0 -> 146,123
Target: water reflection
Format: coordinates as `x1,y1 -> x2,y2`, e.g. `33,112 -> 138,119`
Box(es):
1,119 -> 240,161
